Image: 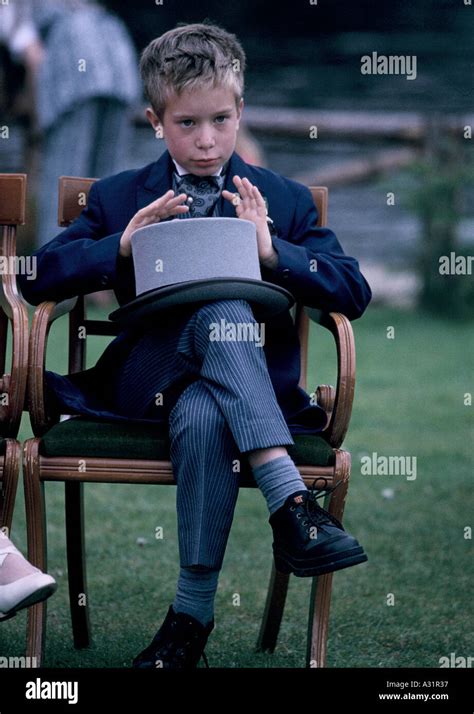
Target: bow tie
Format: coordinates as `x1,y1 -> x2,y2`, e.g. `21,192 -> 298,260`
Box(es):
174,171 -> 226,218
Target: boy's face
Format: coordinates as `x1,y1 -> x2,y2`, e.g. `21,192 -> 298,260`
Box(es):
147,84 -> 243,176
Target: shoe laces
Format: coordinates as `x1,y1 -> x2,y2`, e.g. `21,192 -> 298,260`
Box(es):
291,479 -> 344,532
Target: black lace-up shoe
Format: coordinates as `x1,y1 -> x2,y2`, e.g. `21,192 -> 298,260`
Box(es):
132,605 -> 214,669
269,480 -> 368,577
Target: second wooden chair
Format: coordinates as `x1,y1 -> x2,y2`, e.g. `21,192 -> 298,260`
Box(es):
0,174 -> 29,536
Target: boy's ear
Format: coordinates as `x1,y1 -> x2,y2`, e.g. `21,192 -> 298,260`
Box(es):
236,97 -> 244,130
146,107 -> 162,134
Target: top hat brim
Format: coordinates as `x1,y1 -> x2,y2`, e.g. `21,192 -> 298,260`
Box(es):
109,278 -> 295,326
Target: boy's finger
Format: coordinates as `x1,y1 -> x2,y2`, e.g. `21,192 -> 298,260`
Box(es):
159,190 -> 175,202
252,186 -> 266,205
241,177 -> 255,194
141,191 -> 174,212
165,193 -> 188,209
232,175 -> 247,194
222,189 -> 242,206
144,192 -> 186,213
233,176 -> 250,198
164,192 -> 188,205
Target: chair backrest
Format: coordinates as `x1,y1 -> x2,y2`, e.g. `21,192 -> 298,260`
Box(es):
57,177 -> 328,390
58,176 -> 97,227
57,178 -> 328,229
0,174 -> 29,437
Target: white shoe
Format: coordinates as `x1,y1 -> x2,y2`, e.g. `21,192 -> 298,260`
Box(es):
0,535 -> 57,621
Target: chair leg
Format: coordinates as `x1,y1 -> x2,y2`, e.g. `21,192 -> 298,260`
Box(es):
0,439 -> 20,533
256,561 -> 290,653
307,573 -> 333,667
306,450 -> 352,667
23,438 -> 47,667
65,481 -> 91,649
330,451 -> 352,523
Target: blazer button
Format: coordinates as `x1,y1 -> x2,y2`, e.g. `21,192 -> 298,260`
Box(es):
100,275 -> 109,286
282,269 -> 290,279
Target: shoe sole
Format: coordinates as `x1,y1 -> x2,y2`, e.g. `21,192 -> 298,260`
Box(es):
273,545 -> 368,577
0,581 -> 57,622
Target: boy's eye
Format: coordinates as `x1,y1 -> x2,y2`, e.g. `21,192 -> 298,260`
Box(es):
180,116 -> 228,127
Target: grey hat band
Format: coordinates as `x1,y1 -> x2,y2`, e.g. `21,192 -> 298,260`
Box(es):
132,217 -> 261,294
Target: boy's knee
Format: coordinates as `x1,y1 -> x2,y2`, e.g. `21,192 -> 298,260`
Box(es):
169,381 -> 224,435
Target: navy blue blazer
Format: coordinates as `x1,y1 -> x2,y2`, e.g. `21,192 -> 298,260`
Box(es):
19,149 -> 371,433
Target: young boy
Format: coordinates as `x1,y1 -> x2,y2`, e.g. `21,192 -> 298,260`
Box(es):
18,21 -> 371,669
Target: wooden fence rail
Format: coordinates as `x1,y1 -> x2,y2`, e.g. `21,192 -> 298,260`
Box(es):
133,106 -> 472,143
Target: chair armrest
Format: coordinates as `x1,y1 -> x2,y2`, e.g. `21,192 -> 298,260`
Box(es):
305,308 -> 356,449
0,229 -> 29,437
27,298 -> 77,436
43,297 -> 78,323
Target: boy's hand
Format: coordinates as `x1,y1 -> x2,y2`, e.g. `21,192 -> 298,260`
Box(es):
222,176 -> 278,269
119,190 -> 189,257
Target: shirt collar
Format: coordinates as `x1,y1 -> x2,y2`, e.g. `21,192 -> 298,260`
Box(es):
172,157 -> 227,178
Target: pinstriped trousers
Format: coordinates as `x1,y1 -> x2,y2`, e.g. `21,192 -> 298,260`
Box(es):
113,299 -> 295,569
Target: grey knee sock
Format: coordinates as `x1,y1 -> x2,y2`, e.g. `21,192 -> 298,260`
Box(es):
173,566 -> 219,627
252,455 -> 307,515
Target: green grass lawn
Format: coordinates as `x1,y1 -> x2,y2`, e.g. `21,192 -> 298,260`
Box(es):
1,305 -> 472,668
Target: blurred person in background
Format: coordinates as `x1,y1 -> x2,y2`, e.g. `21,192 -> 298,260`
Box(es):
0,0 -> 43,135
1,0 -> 140,255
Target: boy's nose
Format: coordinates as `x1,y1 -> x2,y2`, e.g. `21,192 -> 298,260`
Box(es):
196,130 -> 215,149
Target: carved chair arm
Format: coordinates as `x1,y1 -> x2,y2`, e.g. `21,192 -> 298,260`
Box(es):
0,227 -> 29,437
306,309 -> 356,449
27,298 -> 78,436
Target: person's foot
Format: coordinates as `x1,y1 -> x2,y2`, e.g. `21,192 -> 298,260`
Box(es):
132,605 -> 214,669
269,481 -> 368,577
0,535 -> 57,621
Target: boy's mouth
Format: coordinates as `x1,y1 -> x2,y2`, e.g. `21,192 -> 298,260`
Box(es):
194,158 -> 218,165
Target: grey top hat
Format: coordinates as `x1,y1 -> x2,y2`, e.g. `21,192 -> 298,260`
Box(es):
109,217 -> 294,325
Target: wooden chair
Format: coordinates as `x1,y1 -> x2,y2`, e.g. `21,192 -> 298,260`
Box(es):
0,174 -> 30,534
23,176 -> 356,667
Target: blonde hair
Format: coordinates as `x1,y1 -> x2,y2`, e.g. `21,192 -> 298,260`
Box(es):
140,20 -> 246,119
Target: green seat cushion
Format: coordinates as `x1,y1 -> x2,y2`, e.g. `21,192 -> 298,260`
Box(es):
39,418 -> 335,467
39,418 -> 171,461
288,434 -> 335,467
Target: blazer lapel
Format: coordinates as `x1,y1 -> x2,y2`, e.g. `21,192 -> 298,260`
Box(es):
136,149 -> 174,211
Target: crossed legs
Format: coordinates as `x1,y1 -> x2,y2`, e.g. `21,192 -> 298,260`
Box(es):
130,299 -> 309,667
167,299 -> 304,569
